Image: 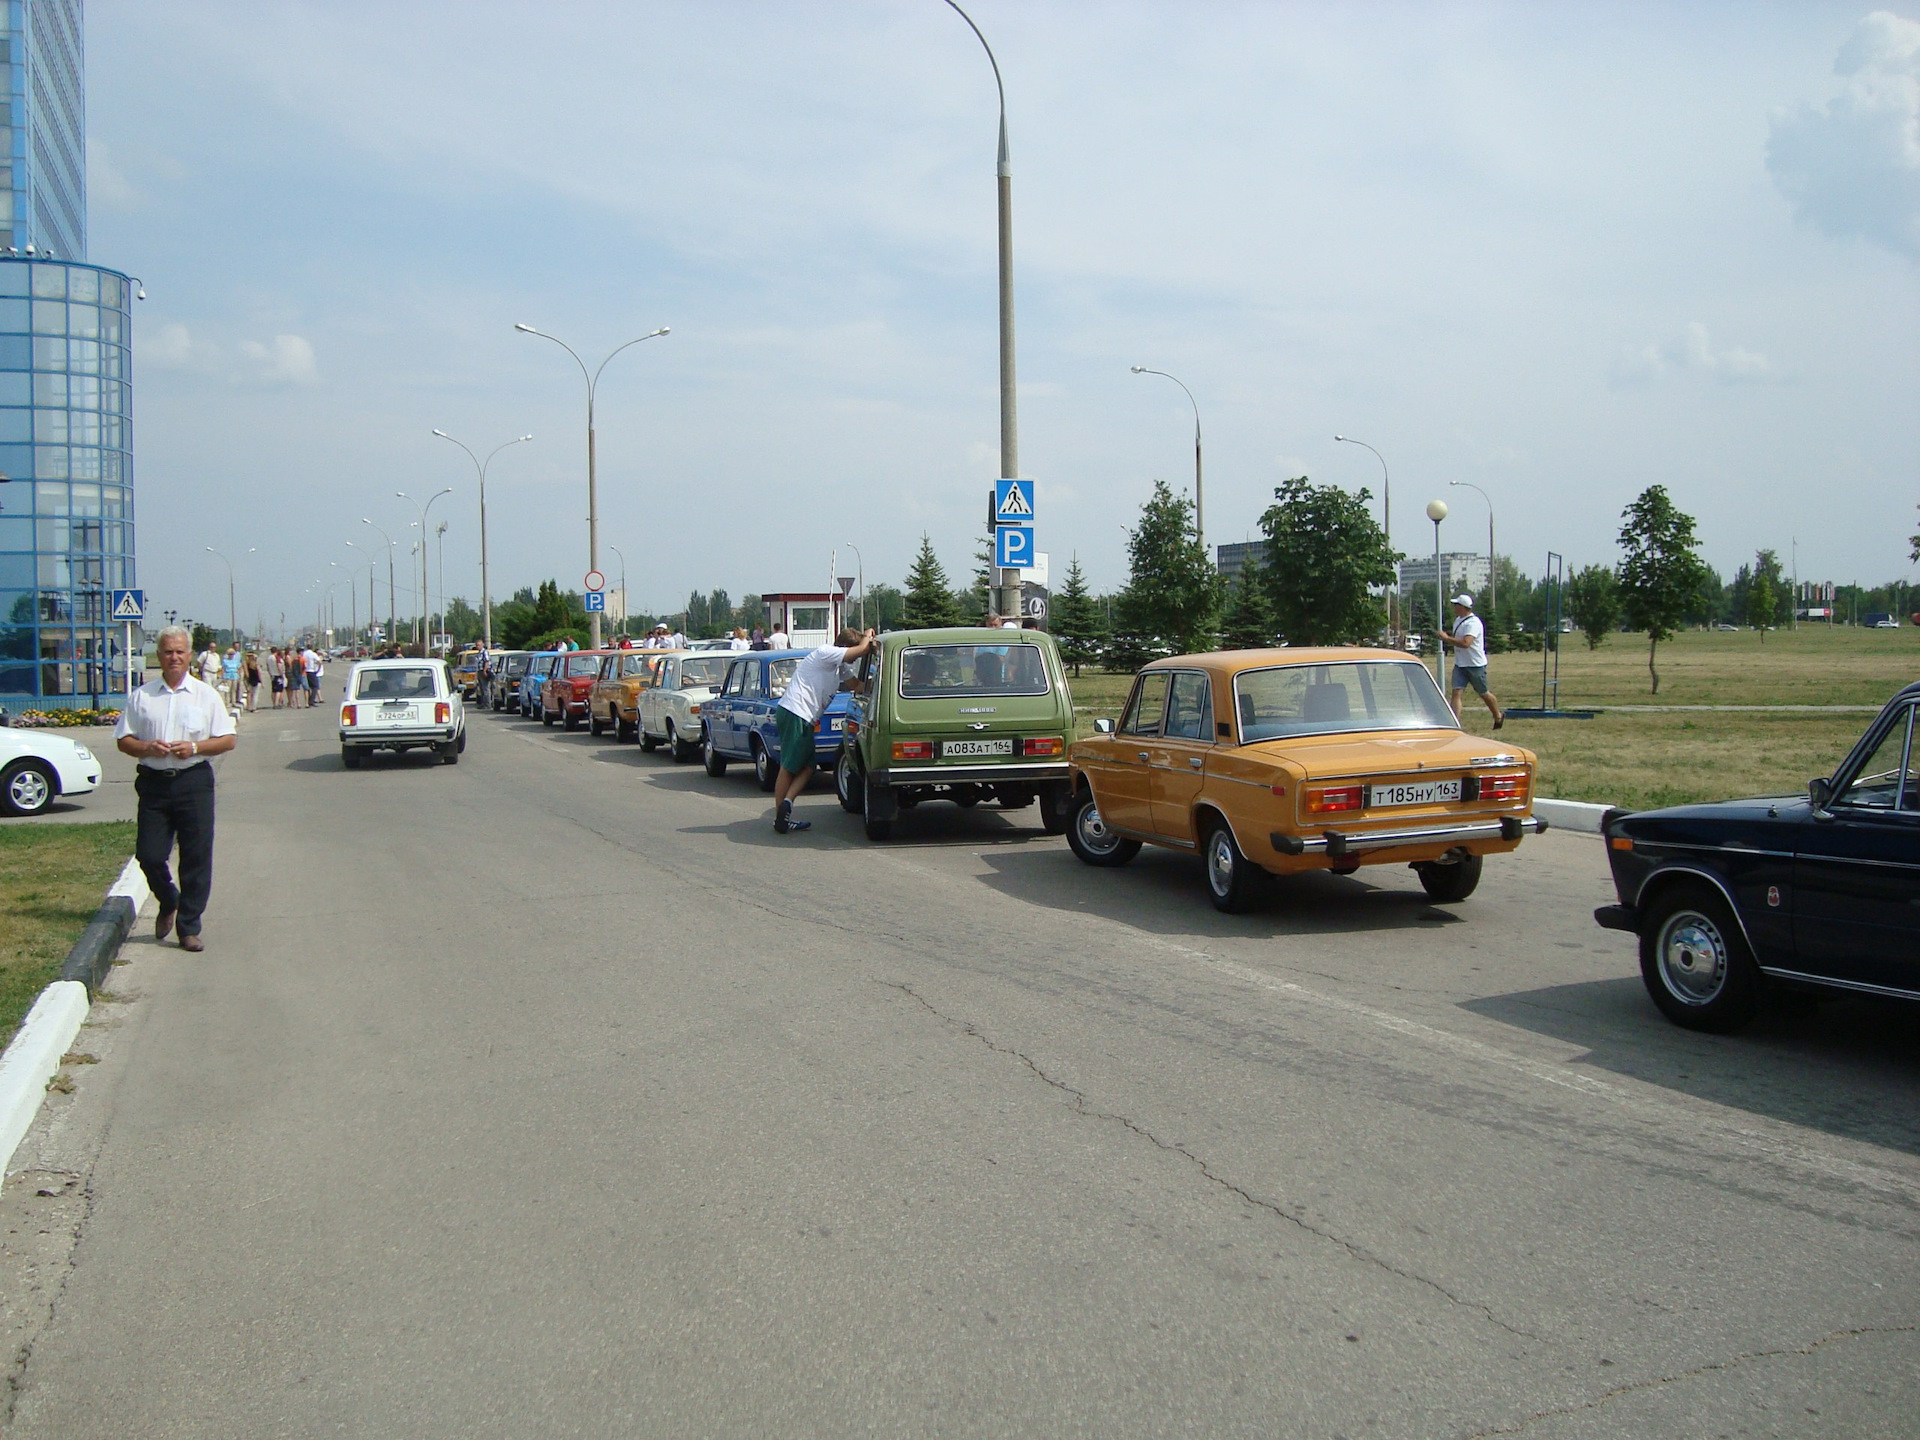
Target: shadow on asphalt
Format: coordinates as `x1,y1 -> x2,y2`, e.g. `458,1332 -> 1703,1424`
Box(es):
970,836 -> 1467,938
285,751 -> 440,772
1463,981 -> 1920,1157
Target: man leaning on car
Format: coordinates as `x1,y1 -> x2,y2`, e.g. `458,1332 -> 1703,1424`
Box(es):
115,625 -> 237,952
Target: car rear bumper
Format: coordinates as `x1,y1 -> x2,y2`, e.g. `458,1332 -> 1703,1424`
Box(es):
1270,812 -> 1547,856
341,727 -> 458,747
871,760 -> 1072,787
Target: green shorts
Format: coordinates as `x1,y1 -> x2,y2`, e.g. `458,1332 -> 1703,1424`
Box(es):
775,706 -> 816,774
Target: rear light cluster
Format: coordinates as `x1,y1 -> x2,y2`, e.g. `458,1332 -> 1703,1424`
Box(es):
1478,773 -> 1526,802
340,705 -> 357,727
1023,737 -> 1063,757
1305,785 -> 1364,814
892,741 -> 933,761
435,703 -> 451,724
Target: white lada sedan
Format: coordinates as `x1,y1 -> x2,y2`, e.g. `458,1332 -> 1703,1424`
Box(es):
338,659 -> 465,768
1,723 -> 102,816
638,651 -> 734,761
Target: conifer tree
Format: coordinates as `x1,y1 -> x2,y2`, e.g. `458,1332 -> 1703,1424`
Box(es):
1221,552 -> 1278,649
1051,554 -> 1107,675
902,534 -> 962,629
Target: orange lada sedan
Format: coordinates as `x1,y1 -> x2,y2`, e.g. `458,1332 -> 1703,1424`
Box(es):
1066,648 -> 1546,911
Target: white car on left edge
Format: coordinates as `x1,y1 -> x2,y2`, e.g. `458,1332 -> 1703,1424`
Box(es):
1,724 -> 102,817
338,659 -> 465,768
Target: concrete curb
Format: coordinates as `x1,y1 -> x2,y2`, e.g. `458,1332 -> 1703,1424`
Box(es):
1533,798 -> 1612,834
0,856 -> 149,1173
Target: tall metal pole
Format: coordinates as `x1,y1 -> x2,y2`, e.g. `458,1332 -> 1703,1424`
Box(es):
609,544 -> 629,638
1336,435 -> 1395,645
515,326 -> 668,649
363,519 -> 399,650
1426,500 -> 1448,684
347,540 -> 378,649
435,520 -> 447,643
205,546 -> 254,650
1130,368 -> 1203,549
845,542 -> 865,630
946,1 -> 1022,626
1448,480 -> 1495,613
397,488 -> 453,653
434,430 -> 531,650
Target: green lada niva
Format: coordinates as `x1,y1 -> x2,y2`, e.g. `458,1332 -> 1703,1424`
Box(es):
835,627 -> 1077,842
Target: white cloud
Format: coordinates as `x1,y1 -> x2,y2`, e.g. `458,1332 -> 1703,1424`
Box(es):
1611,323 -> 1776,386
89,137 -> 142,211
238,334 -> 318,387
1767,10 -> 1920,261
142,321 -> 194,369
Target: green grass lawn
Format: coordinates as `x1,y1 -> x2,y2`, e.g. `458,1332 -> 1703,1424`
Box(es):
1059,626 -> 1915,808
0,822 -> 136,1045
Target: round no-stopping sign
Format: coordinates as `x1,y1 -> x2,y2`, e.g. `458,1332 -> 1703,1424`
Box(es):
584,570 -> 606,593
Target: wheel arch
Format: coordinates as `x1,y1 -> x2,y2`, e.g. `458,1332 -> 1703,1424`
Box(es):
1636,864 -> 1758,956
1193,801 -> 1252,863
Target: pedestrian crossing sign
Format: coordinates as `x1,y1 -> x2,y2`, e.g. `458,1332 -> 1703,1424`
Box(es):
994,479 -> 1035,523
111,588 -> 146,621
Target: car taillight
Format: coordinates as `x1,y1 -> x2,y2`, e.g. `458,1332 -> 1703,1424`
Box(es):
1305,784 -> 1364,814
1023,737 -> 1063,756
340,705 -> 356,727
436,703 -> 451,724
893,740 -> 933,760
843,718 -> 857,736
1480,773 -> 1526,802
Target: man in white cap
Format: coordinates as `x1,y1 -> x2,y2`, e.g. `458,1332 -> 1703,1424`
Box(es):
1435,593 -> 1504,730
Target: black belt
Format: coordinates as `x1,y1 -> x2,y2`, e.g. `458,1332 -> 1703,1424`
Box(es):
137,761 -> 211,781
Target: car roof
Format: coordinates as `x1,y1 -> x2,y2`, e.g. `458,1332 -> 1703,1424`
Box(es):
350,657 -> 446,670
1138,646 -> 1422,675
882,627 -> 1054,646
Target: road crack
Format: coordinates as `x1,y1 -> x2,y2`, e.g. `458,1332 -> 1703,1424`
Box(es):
882,979 -> 1542,1343
1460,1322 -> 1920,1438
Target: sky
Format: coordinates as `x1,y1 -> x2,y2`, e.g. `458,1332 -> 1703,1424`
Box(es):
86,0 -> 1920,632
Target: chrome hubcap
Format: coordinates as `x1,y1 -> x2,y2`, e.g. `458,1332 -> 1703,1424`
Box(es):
10,769 -> 49,809
1076,803 -> 1120,853
1658,911 -> 1727,1004
1208,833 -> 1235,894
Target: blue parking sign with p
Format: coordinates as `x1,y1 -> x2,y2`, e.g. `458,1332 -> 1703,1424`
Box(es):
584,591 -> 606,613
995,525 -> 1035,569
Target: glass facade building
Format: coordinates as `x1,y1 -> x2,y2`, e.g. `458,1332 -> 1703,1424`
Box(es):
0,257 -> 134,705
0,0 -> 84,261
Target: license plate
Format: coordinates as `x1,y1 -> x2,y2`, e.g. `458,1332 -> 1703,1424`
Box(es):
943,738 -> 1013,758
380,703 -> 416,722
1369,778 -> 1461,807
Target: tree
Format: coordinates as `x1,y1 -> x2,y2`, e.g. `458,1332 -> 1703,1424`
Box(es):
860,583 -> 906,632
1566,565 -> 1621,650
1747,561 -> 1777,642
1051,554 -> 1107,675
1911,503 -> 1919,564
1258,475 -> 1395,644
442,597 -> 482,644
1616,485 -> 1709,694
1221,551 -> 1278,649
902,534 -> 962,629
1114,480 -> 1223,655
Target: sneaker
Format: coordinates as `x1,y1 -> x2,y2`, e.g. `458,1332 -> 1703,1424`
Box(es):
786,818 -> 812,832
774,798 -> 792,834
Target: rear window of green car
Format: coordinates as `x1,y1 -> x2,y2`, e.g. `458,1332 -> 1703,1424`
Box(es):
897,644 -> 1051,700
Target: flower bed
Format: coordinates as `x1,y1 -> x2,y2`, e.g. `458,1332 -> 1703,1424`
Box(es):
4,708 -> 122,728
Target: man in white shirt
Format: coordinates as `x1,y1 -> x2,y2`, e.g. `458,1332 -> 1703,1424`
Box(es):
197,643 -> 222,687
115,626 -> 238,951
667,628 -> 687,650
1435,593 -> 1504,729
768,627 -> 789,650
771,627 -> 878,834
299,644 -> 322,708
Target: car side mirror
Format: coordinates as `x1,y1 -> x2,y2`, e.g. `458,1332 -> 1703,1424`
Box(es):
1093,717 -> 1115,734
1808,776 -> 1832,811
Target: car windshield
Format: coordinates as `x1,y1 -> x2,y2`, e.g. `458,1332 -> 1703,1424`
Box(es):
1233,660 -> 1456,740
897,643 -> 1050,699
355,667 -> 438,700
503,656 -> 528,676
564,655 -> 602,677
681,657 -> 730,688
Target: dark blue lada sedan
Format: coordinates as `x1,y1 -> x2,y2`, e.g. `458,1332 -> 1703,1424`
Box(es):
1596,682 -> 1920,1030
699,649 -> 852,792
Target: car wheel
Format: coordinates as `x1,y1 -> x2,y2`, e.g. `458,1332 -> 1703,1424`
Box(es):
439,741 -> 460,765
1039,782 -> 1072,836
616,715 -> 637,743
836,749 -> 864,814
563,708 -> 581,732
589,709 -> 609,736
863,774 -> 892,842
1639,883 -> 1761,1032
1066,790 -> 1140,868
640,725 -> 660,752
1203,819 -> 1265,913
752,739 -> 777,792
703,735 -> 729,777
340,746 -> 364,769
456,727 -> 467,754
670,724 -> 698,763
542,707 -> 554,727
1415,852 -> 1482,903
1,759 -> 55,816
953,786 -> 982,808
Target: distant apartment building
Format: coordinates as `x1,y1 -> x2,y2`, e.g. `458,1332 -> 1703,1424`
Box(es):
1398,552 -> 1491,603
1216,541 -> 1262,585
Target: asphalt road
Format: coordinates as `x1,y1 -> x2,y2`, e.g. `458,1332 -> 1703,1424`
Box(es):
6,697 -> 1917,1437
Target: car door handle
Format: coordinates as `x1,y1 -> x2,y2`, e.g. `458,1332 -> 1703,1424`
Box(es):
1189,757 -> 1204,769
1138,751 -> 1151,762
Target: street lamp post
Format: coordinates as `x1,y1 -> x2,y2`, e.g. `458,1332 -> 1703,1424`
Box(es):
396,488 -> 453,653
205,546 -> 255,649
609,544 -> 628,638
514,324 -> 669,649
361,519 -> 400,651
435,520 -> 448,642
345,540 -> 379,650
844,542 -> 866,629
945,0 -> 1022,626
1426,499 -> 1448,684
1447,480 -> 1495,613
433,430 -> 532,650
1335,435 -> 1395,645
1131,367 -> 1203,549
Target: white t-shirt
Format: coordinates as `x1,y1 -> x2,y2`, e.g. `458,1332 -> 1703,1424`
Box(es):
768,630 -> 789,649
197,649 -> 222,684
728,635 -> 749,651
668,632 -> 686,649
777,645 -> 849,725
1451,614 -> 1488,669
115,674 -> 237,771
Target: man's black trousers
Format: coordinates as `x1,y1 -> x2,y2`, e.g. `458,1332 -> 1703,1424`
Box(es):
134,763 -> 215,937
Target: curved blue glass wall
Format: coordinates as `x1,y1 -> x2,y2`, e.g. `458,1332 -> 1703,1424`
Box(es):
0,257 -> 133,705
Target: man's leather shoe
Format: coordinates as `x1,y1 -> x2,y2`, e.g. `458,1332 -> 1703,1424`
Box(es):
155,908 -> 176,941
179,934 -> 204,953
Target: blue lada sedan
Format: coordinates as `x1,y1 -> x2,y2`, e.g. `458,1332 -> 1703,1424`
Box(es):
700,649 -> 853,791
518,651 -> 560,719
1596,681 -> 1919,1030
